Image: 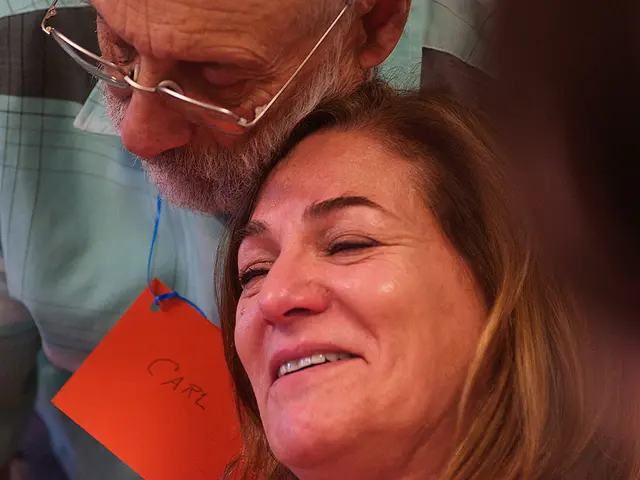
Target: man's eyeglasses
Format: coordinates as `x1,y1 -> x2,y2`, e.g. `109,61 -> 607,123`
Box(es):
41,0 -> 352,135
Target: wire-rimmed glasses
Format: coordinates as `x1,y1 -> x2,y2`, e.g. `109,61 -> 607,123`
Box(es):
41,0 -> 352,135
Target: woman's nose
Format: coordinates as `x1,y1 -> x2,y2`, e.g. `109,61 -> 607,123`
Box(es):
118,61 -> 193,159
258,257 -> 330,326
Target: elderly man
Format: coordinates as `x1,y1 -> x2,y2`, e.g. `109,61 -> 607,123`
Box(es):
76,0 -> 414,214
0,0 -> 427,478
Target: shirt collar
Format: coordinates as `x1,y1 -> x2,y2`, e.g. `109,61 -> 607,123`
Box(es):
73,84 -> 119,136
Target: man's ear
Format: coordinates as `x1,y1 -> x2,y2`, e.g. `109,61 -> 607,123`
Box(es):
356,0 -> 411,69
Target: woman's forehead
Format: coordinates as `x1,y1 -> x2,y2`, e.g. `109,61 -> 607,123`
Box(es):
251,131 -> 423,223
274,131 -> 401,183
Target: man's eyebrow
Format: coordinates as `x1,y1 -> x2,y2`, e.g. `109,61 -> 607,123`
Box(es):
304,195 -> 389,220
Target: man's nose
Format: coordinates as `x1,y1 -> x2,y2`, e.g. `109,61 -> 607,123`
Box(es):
119,92 -> 193,159
119,63 -> 193,159
258,256 -> 330,326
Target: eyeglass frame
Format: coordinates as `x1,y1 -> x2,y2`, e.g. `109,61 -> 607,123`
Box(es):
41,0 -> 352,132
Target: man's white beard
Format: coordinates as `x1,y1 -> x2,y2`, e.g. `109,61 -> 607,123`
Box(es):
102,42 -> 354,214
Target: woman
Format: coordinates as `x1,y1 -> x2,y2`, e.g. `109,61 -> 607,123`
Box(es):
216,81 -> 624,479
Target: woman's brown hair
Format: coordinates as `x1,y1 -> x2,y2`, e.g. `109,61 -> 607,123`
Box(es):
216,80 -> 619,479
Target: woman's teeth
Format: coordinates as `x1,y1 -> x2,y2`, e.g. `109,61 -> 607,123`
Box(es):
278,353 -> 352,378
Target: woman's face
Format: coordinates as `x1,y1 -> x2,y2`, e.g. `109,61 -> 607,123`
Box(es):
235,130 -> 486,478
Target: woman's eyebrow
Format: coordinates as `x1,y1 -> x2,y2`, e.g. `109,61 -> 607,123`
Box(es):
238,219 -> 268,244
238,195 -> 393,247
304,195 -> 392,220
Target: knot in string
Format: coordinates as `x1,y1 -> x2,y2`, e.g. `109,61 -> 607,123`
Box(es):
146,195 -> 208,319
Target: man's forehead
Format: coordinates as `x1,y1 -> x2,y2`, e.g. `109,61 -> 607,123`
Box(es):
94,0 -> 307,29
93,0 -> 311,63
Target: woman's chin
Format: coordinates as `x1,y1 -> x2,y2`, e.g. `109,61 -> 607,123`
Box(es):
265,418 -> 350,471
262,375 -> 365,467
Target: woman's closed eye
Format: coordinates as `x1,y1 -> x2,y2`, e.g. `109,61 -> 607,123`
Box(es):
239,265 -> 270,289
237,238 -> 381,289
326,238 -> 381,256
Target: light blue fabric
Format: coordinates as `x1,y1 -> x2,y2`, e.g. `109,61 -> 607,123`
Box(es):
379,0 -> 427,89
383,0 -> 494,86
422,0 -> 494,70
0,0 -> 479,478
0,89 -> 226,479
0,3 -> 226,478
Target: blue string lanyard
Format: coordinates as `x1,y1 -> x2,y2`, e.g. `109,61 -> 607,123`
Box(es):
146,195 -> 208,319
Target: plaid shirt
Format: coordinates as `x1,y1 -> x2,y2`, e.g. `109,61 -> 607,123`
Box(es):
0,0 -> 486,478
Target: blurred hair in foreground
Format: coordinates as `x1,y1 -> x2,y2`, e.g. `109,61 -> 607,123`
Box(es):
490,0 -> 640,336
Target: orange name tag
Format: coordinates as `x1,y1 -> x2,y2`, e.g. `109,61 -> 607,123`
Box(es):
52,279 -> 242,479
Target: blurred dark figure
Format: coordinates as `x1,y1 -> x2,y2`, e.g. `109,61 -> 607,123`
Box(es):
489,0 -> 640,334
487,5 -> 640,474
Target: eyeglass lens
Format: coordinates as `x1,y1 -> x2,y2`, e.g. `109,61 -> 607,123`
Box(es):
51,31 -> 128,88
